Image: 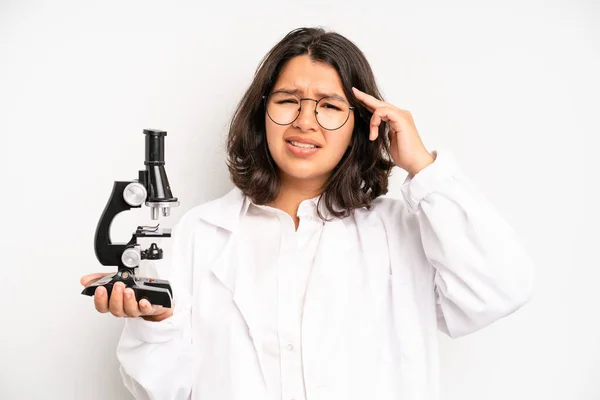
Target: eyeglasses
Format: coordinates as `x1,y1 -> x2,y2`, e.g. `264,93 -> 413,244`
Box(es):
263,91 -> 355,131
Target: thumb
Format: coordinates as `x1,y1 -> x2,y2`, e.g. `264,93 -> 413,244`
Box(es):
80,272 -> 112,287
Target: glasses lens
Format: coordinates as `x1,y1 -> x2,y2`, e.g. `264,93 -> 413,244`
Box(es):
316,97 -> 350,130
266,92 -> 300,125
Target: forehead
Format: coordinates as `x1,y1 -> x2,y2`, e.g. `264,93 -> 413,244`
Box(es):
274,55 -> 345,98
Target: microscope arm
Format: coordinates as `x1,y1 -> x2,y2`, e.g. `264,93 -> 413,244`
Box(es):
94,179 -> 141,268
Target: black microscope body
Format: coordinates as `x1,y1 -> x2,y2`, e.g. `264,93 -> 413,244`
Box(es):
81,129 -> 179,308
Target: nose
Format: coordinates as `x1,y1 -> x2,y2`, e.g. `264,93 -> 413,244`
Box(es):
293,99 -> 319,131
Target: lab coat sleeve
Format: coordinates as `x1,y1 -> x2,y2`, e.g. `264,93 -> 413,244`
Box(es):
116,217 -> 196,400
400,149 -> 535,338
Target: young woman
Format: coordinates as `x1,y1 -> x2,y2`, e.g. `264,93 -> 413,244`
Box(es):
81,27 -> 534,400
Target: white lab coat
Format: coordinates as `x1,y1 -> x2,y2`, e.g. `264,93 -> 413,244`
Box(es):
116,149 -> 534,400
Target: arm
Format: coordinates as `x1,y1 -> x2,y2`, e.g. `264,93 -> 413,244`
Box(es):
401,149 -> 535,338
116,218 -> 196,399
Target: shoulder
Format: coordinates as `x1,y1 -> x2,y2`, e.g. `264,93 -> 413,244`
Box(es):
354,195 -> 411,223
350,194 -> 420,239
371,195 -> 408,215
174,186 -> 246,234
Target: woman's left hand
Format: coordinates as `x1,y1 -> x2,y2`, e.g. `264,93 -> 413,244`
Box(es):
352,87 -> 435,176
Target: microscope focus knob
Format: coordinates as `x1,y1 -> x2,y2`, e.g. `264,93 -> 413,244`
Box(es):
121,247 -> 142,268
123,182 -> 147,207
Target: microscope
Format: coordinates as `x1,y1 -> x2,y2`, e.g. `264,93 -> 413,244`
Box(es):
81,129 -> 179,308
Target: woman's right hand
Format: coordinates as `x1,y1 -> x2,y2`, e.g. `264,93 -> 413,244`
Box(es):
80,273 -> 174,321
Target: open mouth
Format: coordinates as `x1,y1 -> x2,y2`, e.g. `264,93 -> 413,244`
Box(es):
285,139 -> 321,149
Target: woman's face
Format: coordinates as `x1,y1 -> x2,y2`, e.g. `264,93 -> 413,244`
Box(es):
265,55 -> 355,187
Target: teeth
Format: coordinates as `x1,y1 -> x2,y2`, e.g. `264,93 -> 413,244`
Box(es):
290,140 -> 317,149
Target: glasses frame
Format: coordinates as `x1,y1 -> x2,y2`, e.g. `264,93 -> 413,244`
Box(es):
262,91 -> 355,131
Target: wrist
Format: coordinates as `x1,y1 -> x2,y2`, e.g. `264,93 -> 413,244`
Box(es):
406,152 -> 435,177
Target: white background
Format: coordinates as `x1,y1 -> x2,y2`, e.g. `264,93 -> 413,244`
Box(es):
1,0 -> 598,399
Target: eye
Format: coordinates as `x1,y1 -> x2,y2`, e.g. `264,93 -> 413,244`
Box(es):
322,103 -> 342,111
276,99 -> 299,104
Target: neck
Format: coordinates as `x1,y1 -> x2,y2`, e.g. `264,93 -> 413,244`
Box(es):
267,174 -> 325,225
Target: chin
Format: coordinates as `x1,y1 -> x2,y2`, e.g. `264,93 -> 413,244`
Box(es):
278,164 -> 330,182
271,147 -> 339,183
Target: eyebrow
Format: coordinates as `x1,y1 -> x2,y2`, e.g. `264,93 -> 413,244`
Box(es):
273,87 -> 347,101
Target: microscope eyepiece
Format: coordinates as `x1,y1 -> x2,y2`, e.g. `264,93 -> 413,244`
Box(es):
142,129 -> 179,219
144,129 -> 166,166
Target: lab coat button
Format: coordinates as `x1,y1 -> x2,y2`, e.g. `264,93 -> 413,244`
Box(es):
286,343 -> 294,351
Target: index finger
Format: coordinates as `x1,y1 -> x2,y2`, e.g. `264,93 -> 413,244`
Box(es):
352,87 -> 386,112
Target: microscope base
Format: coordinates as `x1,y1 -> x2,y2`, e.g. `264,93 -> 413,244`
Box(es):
81,270 -> 173,308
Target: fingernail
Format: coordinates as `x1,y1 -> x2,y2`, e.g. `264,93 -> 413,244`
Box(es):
125,290 -> 132,299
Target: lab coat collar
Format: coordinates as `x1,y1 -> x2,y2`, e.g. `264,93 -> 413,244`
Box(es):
247,192 -> 334,221
195,186 -> 249,233
197,186 -> 338,230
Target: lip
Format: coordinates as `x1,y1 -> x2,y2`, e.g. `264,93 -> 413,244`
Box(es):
284,136 -> 322,148
286,141 -> 320,157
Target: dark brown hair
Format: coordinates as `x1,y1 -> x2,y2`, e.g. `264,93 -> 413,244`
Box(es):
226,27 -> 394,220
